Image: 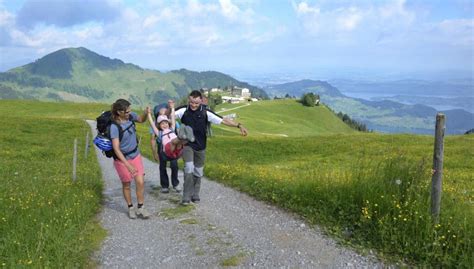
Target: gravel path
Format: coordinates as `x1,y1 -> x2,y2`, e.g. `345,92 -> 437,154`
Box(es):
87,121 -> 382,268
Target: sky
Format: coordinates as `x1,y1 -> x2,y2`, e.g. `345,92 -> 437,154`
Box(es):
0,0 -> 473,80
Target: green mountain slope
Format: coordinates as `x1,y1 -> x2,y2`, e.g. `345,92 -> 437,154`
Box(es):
0,47 -> 268,104
212,99 -> 355,137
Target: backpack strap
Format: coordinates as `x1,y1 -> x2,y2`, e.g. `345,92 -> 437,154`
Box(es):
110,118 -> 138,159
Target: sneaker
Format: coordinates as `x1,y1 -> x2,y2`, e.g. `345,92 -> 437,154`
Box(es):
137,207 -> 151,219
191,198 -> 200,204
181,201 -> 191,206
128,206 -> 137,219
184,126 -> 195,142
160,188 -> 169,193
172,186 -> 181,193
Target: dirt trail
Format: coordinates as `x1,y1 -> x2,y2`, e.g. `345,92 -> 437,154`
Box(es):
87,120 -> 380,268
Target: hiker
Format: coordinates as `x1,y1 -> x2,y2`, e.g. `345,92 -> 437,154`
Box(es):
110,99 -> 151,219
150,101 -> 181,193
147,100 -> 195,161
175,90 -> 248,205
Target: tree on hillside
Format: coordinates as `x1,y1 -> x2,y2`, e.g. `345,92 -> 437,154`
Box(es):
336,112 -> 368,132
207,92 -> 223,111
301,92 -> 316,107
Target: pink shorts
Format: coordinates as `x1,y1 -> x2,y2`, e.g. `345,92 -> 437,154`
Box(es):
113,154 -> 145,183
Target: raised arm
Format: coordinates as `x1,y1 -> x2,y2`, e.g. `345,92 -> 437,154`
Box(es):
221,118 -> 248,136
168,100 -> 176,130
147,111 -> 160,136
136,106 -> 151,123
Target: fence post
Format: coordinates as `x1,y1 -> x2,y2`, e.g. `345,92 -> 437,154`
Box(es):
85,131 -> 90,159
431,113 -> 445,224
73,138 -> 77,181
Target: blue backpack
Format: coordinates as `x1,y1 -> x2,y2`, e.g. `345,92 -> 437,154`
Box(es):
94,111 -> 136,159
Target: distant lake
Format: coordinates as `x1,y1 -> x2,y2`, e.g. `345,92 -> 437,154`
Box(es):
340,91 -> 474,112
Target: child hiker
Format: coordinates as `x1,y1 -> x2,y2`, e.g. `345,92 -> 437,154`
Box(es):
147,100 -> 195,160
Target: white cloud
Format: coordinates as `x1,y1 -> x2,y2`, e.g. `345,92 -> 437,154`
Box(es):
379,0 -> 415,25
143,15 -> 159,28
437,19 -> 474,46
244,25 -> 287,44
145,33 -> 167,47
220,0 -> 240,20
337,7 -> 363,31
0,9 -> 14,26
295,2 -> 320,15
74,26 -> 104,41
292,0 -> 420,43
205,32 -> 220,45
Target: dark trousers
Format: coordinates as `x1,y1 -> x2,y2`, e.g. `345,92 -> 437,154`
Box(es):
159,153 -> 178,188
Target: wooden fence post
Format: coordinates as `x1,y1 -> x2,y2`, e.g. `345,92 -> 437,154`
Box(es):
431,113 -> 445,224
85,131 -> 90,159
73,138 -> 77,181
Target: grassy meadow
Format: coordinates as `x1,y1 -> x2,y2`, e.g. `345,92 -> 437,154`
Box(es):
138,99 -> 473,266
0,100 -> 109,267
1,99 -> 472,267
201,100 -> 473,267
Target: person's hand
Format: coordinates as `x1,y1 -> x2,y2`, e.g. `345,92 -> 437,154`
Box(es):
239,125 -> 248,136
168,100 -> 175,109
126,163 -> 138,176
145,106 -> 151,115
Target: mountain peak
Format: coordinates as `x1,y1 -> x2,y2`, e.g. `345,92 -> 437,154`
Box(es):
23,47 -> 139,79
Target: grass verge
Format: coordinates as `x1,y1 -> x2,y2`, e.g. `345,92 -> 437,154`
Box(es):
205,133 -> 473,267
0,101 -> 105,267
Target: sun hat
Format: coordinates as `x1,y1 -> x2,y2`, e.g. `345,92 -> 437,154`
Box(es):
157,115 -> 170,124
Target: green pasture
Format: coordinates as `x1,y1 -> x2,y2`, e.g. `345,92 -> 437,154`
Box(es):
142,98 -> 473,266
1,99 -> 472,267
0,100 -> 106,267
213,99 -> 354,137
204,132 -> 473,267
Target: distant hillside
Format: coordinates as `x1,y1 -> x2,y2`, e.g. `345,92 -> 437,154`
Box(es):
171,69 -> 268,100
213,99 -> 355,137
265,79 -> 344,98
264,80 -> 474,135
0,47 -> 268,105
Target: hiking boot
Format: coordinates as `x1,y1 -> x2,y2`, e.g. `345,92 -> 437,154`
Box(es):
184,126 -> 195,142
160,188 -> 169,193
177,125 -> 195,142
137,207 -> 151,219
177,126 -> 187,140
172,186 -> 181,193
128,206 -> 137,219
191,198 -> 200,204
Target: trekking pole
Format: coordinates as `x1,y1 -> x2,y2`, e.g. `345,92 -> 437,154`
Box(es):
85,131 -> 90,159
73,138 -> 77,181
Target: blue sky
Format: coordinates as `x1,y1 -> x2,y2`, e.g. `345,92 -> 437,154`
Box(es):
0,0 -> 472,80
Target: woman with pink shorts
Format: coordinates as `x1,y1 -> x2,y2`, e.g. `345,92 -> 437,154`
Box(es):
110,99 -> 152,219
